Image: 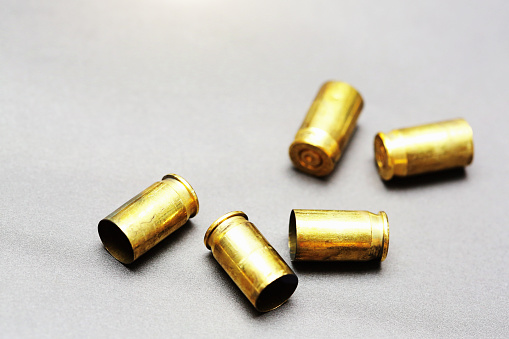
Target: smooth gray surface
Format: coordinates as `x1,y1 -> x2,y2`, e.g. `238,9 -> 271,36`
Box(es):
1,1 -> 508,337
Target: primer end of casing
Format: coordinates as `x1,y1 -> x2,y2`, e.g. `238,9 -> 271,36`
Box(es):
289,141 -> 335,177
162,173 -> 199,217
204,211 -> 248,250
374,133 -> 394,181
380,211 -> 389,262
289,128 -> 339,177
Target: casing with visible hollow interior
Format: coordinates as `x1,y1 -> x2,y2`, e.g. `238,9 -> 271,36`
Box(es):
289,81 -> 364,176
98,174 -> 199,264
289,209 -> 389,262
374,118 -> 474,180
205,211 -> 298,312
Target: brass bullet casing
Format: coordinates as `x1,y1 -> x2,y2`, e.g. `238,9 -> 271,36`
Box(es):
289,81 -> 364,176
289,209 -> 389,262
98,174 -> 199,264
205,212 -> 298,312
375,118 -> 474,180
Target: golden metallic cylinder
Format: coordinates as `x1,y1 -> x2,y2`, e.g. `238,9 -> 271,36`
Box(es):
289,209 -> 389,262
98,174 -> 199,264
289,81 -> 364,176
205,211 -> 298,312
375,118 -> 474,180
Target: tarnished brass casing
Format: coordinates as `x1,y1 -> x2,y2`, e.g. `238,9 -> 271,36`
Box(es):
205,212 -> 298,312
375,118 -> 474,180
289,81 -> 364,176
98,174 -> 199,264
289,209 -> 389,262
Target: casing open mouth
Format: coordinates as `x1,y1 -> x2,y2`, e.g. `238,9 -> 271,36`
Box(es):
98,219 -> 134,264
255,274 -> 298,312
289,210 -> 297,260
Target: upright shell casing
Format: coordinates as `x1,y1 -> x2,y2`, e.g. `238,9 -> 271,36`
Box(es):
205,211 -> 298,312
289,81 -> 364,176
98,174 -> 199,264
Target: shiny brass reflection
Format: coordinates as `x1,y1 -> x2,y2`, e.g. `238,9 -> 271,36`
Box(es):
289,81 -> 364,176
289,209 -> 389,262
375,118 -> 474,180
98,174 -> 199,264
205,211 -> 298,312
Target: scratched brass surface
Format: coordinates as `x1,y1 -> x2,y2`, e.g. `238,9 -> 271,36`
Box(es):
98,174 -> 199,264
205,211 -> 298,312
375,118 -> 474,180
289,209 -> 389,262
289,81 -> 364,176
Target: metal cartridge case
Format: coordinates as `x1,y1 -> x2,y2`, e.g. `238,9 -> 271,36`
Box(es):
205,211 -> 298,312
289,81 -> 364,176
98,174 -> 199,264
375,118 -> 474,180
289,209 -> 389,262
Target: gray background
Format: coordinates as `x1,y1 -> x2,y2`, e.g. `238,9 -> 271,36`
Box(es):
1,1 -> 508,338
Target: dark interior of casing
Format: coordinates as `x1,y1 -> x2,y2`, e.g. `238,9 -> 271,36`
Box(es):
255,274 -> 298,312
98,220 -> 134,264
289,210 -> 297,260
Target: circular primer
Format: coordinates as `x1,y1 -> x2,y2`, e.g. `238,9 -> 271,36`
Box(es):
290,142 -> 334,176
374,133 -> 394,180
